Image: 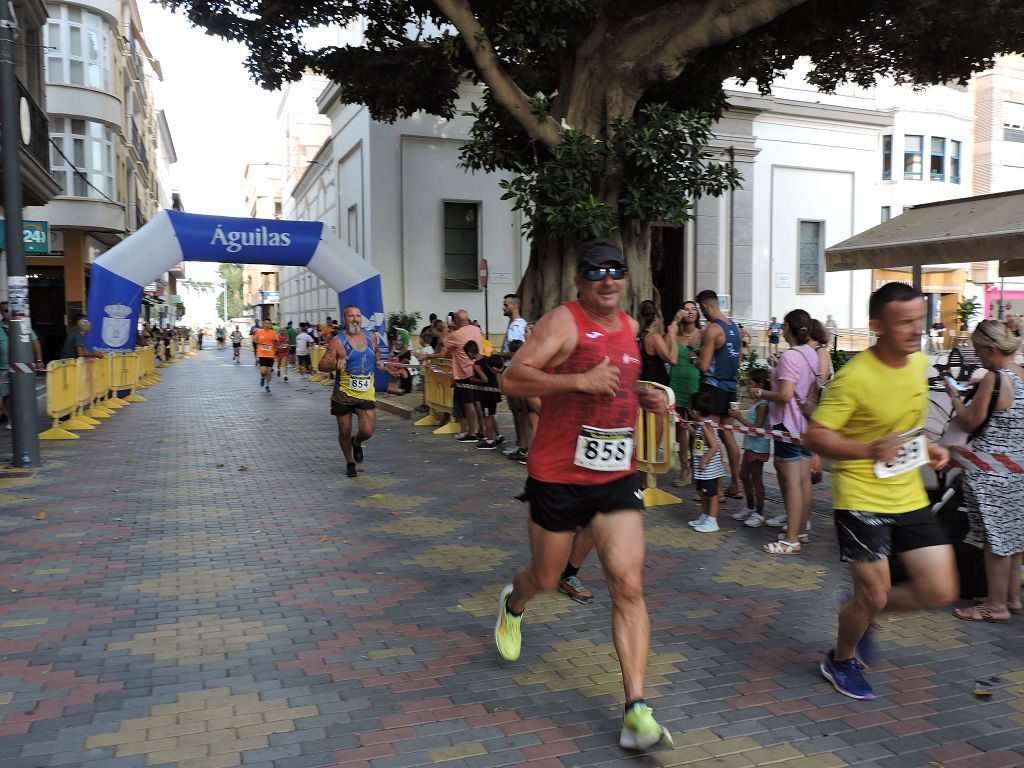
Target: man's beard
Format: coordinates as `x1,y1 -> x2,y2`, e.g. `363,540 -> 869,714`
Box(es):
347,322 -> 361,335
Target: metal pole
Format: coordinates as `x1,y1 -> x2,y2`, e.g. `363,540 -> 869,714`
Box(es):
222,280 -> 227,324
1,1 -> 40,467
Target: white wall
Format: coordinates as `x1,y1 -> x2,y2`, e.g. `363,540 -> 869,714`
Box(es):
749,111 -> 882,328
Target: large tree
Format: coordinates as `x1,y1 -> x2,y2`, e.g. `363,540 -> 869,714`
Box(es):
165,0 -> 1024,316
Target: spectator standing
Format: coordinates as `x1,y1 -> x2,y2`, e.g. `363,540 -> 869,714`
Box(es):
61,314 -> 104,361
668,301 -> 702,486
295,324 -> 314,374
768,316 -> 782,357
947,321 -> 1024,622
423,309 -> 483,441
695,290 -> 743,499
286,321 -> 298,364
754,309 -> 819,554
0,302 -> 44,429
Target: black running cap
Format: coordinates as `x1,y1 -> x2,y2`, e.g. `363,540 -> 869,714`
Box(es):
577,243 -> 626,271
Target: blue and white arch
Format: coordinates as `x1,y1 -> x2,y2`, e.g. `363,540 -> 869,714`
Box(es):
84,210 -> 387,380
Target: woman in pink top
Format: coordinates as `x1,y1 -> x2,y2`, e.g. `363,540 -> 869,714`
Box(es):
749,309 -> 819,554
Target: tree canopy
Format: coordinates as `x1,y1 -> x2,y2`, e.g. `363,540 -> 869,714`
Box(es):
165,0 -> 1024,312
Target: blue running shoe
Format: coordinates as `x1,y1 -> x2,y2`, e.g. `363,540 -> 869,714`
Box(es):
820,650 -> 875,700
834,591 -> 880,665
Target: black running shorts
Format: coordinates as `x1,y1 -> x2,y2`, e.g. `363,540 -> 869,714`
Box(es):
331,399 -> 375,417
834,507 -> 949,563
517,473 -> 644,533
696,382 -> 734,417
258,356 -> 275,368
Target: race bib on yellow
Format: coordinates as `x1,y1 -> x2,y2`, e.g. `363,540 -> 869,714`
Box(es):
873,434 -> 928,479
573,425 -> 633,472
348,375 -> 372,393
693,436 -> 705,453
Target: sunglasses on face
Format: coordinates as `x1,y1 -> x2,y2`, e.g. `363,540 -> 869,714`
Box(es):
581,267 -> 628,281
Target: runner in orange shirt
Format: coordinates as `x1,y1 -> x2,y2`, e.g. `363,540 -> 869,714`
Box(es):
252,318 -> 278,394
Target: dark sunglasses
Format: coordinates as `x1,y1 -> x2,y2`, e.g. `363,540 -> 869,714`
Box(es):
581,267 -> 628,281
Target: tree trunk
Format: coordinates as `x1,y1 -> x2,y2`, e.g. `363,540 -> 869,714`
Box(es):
517,218 -> 654,323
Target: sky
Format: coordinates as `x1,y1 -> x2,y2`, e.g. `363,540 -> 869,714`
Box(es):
137,2 -> 283,219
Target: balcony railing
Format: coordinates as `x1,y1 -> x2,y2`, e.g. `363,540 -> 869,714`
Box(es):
129,117 -> 149,174
17,79 -> 51,172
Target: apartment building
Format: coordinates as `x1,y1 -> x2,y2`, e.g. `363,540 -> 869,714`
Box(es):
21,0 -> 173,358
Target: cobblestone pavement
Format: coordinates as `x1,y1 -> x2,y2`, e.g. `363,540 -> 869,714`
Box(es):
2,350 -> 1023,768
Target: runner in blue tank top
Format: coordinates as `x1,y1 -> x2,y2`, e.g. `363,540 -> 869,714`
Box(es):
695,289 -> 743,498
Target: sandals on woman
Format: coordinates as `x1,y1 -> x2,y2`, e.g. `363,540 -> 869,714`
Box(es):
953,604 -> 1011,622
778,532 -> 811,544
763,540 -> 802,555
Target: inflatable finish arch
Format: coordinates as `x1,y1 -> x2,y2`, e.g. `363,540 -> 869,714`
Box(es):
84,209 -> 386,365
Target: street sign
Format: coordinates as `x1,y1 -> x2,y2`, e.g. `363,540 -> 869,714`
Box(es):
478,258 -> 488,288
0,219 -> 48,253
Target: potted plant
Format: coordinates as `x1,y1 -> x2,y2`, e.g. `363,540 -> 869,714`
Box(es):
954,297 -> 981,332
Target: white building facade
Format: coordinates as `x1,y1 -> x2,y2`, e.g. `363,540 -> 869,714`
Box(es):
275,60 -> 1014,333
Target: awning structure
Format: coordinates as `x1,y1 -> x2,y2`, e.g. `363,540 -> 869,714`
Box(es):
825,189 -> 1024,272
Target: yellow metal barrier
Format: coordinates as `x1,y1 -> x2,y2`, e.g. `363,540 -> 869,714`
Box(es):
414,358 -> 460,435
97,355 -> 127,410
84,356 -> 114,419
309,345 -> 326,382
143,346 -> 162,383
635,381 -> 681,508
73,358 -> 101,427
39,360 -> 87,439
111,351 -> 144,403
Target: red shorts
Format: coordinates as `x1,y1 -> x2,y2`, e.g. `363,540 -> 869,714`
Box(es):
276,350 -> 289,358
743,449 -> 769,464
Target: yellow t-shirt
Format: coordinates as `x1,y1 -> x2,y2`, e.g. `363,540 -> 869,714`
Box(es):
811,349 -> 929,514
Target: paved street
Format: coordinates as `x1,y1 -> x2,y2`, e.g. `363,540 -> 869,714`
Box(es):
1,350 -> 1023,768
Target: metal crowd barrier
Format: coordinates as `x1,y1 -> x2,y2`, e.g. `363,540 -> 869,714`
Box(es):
309,345 -> 326,382
39,346 -> 173,440
414,358 -> 460,434
634,381 -> 681,507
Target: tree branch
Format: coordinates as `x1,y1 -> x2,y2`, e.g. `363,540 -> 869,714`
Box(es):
431,0 -> 562,149
625,0 -> 811,86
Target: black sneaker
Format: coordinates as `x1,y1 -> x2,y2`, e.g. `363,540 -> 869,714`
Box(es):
456,433 -> 478,443
346,462 -> 358,478
353,442 -> 364,464
284,375 -> 288,382
517,449 -> 528,465
277,369 -> 281,377
476,439 -> 498,450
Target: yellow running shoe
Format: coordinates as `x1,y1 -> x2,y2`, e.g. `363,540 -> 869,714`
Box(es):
620,702 -> 673,750
494,584 -> 522,661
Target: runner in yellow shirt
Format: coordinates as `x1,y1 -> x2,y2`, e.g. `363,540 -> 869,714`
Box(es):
805,282 -> 957,701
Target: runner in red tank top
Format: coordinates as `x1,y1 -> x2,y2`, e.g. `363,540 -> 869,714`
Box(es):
494,240 -> 673,751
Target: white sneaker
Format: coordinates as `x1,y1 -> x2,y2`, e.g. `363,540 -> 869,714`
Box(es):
765,514 -> 787,528
687,514 -> 708,528
732,508 -> 754,521
744,512 -> 765,528
693,517 -> 720,533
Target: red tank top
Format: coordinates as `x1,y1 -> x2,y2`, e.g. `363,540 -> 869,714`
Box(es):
527,302 -> 640,484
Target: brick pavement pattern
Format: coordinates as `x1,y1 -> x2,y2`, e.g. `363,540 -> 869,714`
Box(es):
2,350 -> 1024,767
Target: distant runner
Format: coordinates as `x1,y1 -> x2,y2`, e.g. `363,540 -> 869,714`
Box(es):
319,305 -> 384,478
252,319 -> 278,394
230,326 -> 242,363
276,324 -> 291,382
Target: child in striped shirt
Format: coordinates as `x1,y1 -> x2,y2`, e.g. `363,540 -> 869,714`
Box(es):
688,389 -> 725,533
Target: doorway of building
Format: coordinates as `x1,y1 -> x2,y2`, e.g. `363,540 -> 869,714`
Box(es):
653,224 -> 687,321
28,266 -> 65,362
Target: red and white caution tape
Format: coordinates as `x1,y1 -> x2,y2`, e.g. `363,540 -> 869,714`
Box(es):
8,363 -> 36,374
951,446 -> 1024,475
675,417 -> 804,445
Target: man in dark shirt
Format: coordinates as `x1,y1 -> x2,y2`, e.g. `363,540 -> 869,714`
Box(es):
61,314 -> 105,361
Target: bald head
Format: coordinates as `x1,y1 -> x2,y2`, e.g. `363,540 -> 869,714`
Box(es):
454,310 -> 470,327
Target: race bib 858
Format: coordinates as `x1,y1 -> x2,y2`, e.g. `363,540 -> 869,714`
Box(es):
574,425 -> 633,472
